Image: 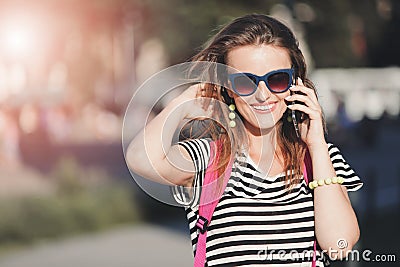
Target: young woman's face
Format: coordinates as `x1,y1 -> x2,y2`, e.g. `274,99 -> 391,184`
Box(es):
226,44 -> 292,133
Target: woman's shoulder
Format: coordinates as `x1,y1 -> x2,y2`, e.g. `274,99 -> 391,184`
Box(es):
176,138 -> 212,167
177,138 -> 213,150
326,142 -> 364,192
327,142 -> 339,149
326,142 -> 348,157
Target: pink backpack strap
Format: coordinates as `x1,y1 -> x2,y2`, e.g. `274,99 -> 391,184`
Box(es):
194,140 -> 233,267
303,150 -> 316,267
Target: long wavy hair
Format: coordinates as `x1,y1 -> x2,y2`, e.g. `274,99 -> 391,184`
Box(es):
180,14 -> 326,189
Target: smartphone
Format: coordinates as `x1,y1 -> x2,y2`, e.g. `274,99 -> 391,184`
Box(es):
291,106 -> 300,138
290,76 -> 308,138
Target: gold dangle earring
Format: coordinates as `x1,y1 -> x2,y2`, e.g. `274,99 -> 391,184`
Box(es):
228,103 -> 236,128
287,111 -> 293,122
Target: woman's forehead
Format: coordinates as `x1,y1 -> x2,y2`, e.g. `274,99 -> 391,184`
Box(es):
226,45 -> 291,74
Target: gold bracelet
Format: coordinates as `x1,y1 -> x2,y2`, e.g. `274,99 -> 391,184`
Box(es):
308,177 -> 344,190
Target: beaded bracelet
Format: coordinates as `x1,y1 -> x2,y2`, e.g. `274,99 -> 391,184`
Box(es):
308,177 -> 344,190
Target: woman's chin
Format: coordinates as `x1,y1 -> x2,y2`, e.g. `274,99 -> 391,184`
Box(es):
243,119 -> 278,134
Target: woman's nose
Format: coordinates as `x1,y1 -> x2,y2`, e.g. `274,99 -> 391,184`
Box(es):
254,81 -> 271,101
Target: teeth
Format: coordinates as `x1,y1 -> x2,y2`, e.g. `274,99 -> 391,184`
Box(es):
252,103 -> 275,110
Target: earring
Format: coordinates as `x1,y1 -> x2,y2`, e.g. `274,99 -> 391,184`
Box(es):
228,104 -> 236,128
287,112 -> 293,122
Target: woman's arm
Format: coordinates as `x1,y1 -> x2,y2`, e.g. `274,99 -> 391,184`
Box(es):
126,84 -> 209,187
287,78 -> 360,259
309,143 -> 360,259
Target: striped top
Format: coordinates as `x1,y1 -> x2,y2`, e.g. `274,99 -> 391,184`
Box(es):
172,139 -> 363,267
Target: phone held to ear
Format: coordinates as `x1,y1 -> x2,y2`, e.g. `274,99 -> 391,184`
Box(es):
291,106 -> 301,138
290,77 -> 308,138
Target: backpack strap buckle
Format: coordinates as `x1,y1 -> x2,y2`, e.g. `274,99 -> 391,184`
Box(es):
196,216 -> 209,234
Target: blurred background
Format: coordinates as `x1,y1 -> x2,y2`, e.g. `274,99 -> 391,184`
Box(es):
0,0 -> 399,266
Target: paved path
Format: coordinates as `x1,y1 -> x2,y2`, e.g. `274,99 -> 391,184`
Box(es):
0,224 -> 194,267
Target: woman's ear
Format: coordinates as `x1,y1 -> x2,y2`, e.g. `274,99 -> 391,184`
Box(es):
221,86 -> 232,102
224,83 -> 235,98
222,77 -> 235,99
226,89 -> 235,99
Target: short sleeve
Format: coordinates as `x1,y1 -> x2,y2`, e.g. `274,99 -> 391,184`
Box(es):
171,138 -> 211,207
328,143 -> 363,192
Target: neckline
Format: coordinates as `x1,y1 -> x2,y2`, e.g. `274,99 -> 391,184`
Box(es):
244,153 -> 286,179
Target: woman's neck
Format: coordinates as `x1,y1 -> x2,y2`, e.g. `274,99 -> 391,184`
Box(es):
245,124 -> 284,175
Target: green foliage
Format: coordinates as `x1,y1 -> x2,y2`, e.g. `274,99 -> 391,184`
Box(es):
0,158 -> 140,247
0,186 -> 139,246
52,157 -> 85,195
144,0 -> 281,64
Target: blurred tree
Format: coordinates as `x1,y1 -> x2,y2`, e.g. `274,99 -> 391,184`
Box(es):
133,0 -> 399,68
367,0 -> 400,66
140,0 -> 281,64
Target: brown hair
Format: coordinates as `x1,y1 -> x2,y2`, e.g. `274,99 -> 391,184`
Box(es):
182,14 -> 326,188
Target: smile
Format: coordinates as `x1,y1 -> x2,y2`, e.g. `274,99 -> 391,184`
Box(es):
250,102 -> 277,113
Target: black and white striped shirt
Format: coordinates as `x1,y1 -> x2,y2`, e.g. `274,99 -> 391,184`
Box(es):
172,139 -> 363,267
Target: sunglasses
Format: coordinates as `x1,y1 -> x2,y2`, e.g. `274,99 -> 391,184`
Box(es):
228,68 -> 294,96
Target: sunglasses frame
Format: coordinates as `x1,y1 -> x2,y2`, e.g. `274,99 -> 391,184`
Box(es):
228,68 -> 295,96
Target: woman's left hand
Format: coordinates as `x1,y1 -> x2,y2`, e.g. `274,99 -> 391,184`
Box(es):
285,78 -> 327,149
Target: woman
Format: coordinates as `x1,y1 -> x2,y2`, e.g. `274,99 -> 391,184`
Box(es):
127,14 -> 363,266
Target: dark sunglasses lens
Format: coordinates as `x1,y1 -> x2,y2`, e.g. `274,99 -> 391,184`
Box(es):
234,74 -> 257,95
267,72 -> 290,92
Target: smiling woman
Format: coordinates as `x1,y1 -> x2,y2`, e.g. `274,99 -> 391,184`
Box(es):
126,14 -> 363,267
226,45 -> 292,135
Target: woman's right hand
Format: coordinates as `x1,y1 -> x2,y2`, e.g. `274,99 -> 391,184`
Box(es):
126,83 -> 215,187
175,83 -> 215,121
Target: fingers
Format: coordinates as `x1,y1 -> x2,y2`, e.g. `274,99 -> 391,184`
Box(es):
286,103 -> 322,120
285,93 -> 319,110
286,78 -> 321,112
289,78 -> 319,106
286,78 -> 322,120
